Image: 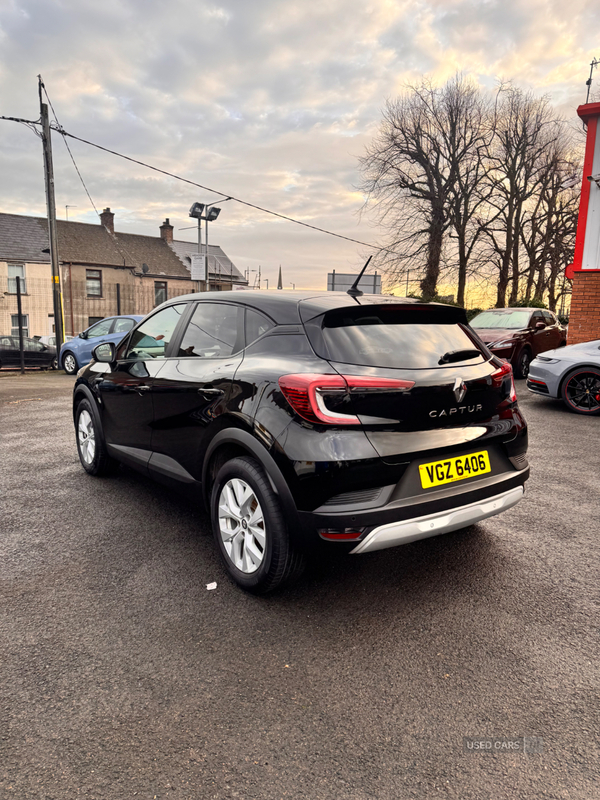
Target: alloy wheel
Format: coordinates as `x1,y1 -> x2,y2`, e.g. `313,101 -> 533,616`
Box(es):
64,353 -> 77,374
77,409 -> 96,465
564,372 -> 600,412
217,478 -> 266,573
519,351 -> 531,378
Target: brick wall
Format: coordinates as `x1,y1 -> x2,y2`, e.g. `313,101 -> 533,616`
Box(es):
568,270 -> 600,344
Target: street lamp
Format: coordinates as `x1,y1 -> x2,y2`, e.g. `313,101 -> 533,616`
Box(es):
189,200 -> 227,290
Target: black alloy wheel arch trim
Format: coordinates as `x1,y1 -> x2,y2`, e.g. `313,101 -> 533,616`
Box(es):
73,384 -> 102,427
202,428 -> 301,538
72,384 -> 111,451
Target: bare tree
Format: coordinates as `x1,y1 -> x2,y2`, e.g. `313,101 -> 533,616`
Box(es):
360,77 -> 581,310
482,87 -> 561,307
359,78 -> 472,299
519,142 -> 580,309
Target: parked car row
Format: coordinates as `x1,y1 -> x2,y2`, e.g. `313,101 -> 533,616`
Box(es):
0,336 -> 57,370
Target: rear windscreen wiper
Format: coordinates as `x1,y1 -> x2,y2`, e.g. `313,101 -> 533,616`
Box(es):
438,348 -> 481,365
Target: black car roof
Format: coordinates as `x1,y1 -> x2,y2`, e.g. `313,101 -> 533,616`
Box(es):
161,290 -> 459,325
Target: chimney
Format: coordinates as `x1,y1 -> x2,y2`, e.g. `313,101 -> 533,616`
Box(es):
160,218 -> 174,244
100,207 -> 114,234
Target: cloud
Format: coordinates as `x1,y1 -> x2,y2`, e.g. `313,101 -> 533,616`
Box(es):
0,0 -> 598,288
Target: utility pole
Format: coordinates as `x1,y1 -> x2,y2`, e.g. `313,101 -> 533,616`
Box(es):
38,77 -> 64,352
16,277 -> 25,374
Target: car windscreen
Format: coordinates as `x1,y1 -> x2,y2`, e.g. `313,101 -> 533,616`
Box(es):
470,310 -> 530,329
312,306 -> 485,369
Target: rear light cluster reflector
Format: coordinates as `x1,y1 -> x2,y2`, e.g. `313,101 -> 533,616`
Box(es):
527,378 -> 548,392
278,373 -> 414,425
318,527 -> 366,541
491,361 -> 517,403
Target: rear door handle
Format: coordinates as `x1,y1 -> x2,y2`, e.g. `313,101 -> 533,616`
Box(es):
136,385 -> 152,395
198,387 -> 224,397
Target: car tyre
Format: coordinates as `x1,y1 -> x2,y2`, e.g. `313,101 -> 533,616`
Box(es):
75,398 -> 118,475
516,348 -> 532,378
561,368 -> 600,415
210,456 -> 305,594
63,351 -> 78,375
50,357 -> 58,370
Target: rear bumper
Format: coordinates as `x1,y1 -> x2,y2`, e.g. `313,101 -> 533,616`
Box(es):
299,468 -> 529,545
527,363 -> 561,397
350,485 -> 524,554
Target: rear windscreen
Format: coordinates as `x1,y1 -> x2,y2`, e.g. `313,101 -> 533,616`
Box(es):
317,307 -> 485,369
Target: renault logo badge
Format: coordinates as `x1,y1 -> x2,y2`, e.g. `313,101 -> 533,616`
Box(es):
453,378 -> 467,403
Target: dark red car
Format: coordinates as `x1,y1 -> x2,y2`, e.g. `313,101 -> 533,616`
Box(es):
470,308 -> 567,378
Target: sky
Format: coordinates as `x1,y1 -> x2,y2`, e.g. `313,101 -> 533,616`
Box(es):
0,0 -> 599,291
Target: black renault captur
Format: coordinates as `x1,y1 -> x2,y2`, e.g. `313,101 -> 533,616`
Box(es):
72,291 -> 529,593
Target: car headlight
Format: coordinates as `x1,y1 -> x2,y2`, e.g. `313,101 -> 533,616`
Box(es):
535,356 -> 560,364
490,340 -> 515,349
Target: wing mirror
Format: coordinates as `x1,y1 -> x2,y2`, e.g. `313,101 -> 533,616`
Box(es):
79,331 -> 87,339
92,342 -> 116,363
535,321 -> 545,330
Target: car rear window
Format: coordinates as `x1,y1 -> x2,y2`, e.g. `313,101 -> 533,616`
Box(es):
313,306 -> 485,369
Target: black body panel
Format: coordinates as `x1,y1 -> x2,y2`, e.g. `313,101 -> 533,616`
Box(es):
73,290 -> 529,554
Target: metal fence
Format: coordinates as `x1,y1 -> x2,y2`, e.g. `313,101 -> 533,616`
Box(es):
1,276 -> 198,338
62,280 -> 194,336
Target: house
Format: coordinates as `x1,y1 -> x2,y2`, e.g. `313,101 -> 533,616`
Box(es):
0,209 -> 246,337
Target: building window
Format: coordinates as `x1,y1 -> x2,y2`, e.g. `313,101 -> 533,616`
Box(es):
154,281 -> 167,306
86,269 -> 102,297
7,264 -> 26,294
11,314 -> 29,338
88,317 -> 105,327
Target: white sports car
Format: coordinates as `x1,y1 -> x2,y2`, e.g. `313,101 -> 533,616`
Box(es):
527,339 -> 600,415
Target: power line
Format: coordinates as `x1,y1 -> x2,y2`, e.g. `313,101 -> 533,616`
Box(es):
2,111 -> 391,256
53,126 -> 385,252
38,77 -> 145,271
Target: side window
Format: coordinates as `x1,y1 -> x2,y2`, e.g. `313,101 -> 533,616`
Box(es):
531,311 -> 545,327
87,319 -> 113,338
113,318 -> 135,334
178,303 -> 243,358
245,308 -> 275,346
123,304 -> 186,360
543,311 -> 555,325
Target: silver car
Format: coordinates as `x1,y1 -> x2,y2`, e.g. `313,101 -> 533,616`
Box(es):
527,339 -> 600,415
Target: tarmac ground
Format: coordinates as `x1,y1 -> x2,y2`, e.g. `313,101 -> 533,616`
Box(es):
1,370 -> 599,799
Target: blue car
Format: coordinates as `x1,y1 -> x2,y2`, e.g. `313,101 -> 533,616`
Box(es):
60,315 -> 144,375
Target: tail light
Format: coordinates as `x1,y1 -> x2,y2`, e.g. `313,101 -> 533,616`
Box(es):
278,373 -> 414,425
491,361 -> 517,403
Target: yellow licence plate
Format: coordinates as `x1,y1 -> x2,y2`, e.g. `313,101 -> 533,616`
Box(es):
419,450 -> 491,489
